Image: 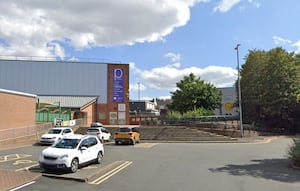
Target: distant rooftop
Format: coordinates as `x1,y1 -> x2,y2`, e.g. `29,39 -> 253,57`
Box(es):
38,95 -> 98,109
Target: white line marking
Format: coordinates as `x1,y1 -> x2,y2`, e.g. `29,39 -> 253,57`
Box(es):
89,161 -> 132,185
134,143 -> 158,148
15,163 -> 39,171
9,181 -> 35,191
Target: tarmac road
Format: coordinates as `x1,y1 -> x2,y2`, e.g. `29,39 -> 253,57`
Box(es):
2,137 -> 300,191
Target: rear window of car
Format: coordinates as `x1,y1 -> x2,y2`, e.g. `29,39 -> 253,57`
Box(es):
119,128 -> 131,132
48,129 -> 62,134
87,128 -> 99,133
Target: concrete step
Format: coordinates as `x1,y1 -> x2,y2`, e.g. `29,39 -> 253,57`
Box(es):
75,126 -> 235,142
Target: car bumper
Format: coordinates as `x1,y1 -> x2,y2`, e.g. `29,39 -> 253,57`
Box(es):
39,158 -> 71,170
39,139 -> 56,145
115,138 -> 133,144
39,162 -> 68,170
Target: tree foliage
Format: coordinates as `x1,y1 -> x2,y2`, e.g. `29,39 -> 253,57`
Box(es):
241,47 -> 300,132
169,73 -> 222,114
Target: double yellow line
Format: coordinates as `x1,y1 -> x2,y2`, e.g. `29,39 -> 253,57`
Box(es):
89,161 -> 133,185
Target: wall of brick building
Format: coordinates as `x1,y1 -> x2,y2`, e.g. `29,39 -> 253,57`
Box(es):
0,89 -> 36,129
97,64 -> 129,125
81,102 -> 97,126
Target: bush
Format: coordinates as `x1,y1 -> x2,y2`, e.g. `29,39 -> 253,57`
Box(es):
287,137 -> 300,167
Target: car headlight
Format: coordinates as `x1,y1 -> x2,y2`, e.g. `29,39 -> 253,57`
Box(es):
59,154 -> 69,159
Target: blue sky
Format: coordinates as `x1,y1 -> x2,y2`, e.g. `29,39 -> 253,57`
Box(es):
0,0 -> 299,100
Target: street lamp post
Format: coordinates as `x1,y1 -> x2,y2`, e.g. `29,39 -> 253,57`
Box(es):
235,44 -> 243,137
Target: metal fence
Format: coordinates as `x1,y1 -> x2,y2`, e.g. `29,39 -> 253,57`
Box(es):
0,123 -> 52,142
0,119 -> 84,143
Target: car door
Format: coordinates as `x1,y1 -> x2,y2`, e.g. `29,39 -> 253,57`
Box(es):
78,138 -> 90,163
88,137 -> 100,160
101,127 -> 110,141
62,128 -> 72,138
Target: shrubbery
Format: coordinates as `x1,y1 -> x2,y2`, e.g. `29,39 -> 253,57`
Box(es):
287,137 -> 300,167
167,108 -> 213,120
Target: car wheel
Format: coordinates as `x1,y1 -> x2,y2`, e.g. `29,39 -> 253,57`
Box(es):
96,151 -> 103,164
70,158 -> 79,173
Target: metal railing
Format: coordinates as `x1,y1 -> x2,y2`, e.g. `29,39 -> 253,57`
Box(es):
0,119 -> 84,143
0,123 -> 53,142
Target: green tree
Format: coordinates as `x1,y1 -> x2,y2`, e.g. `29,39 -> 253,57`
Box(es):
240,49 -> 267,123
241,47 -> 300,132
169,73 -> 222,114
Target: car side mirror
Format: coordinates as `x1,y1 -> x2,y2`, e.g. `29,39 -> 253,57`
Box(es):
80,146 -> 87,150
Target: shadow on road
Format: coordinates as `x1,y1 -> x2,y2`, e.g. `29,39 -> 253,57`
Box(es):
209,158 -> 300,183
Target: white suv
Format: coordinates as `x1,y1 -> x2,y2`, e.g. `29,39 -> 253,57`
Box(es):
39,134 -> 104,173
87,122 -> 111,142
40,127 -> 74,145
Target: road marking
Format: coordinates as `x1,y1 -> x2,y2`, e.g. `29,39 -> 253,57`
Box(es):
134,143 -> 158,148
89,161 -> 132,185
0,154 -> 31,163
15,163 -> 39,171
82,165 -> 98,170
13,160 -> 35,165
9,181 -> 35,191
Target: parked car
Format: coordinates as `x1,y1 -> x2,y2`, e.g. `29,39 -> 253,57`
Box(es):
90,122 -> 103,127
39,134 -> 104,173
114,127 -> 140,145
87,127 -> 111,142
39,127 -> 74,145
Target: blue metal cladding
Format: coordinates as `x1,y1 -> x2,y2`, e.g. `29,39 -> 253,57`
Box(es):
0,60 -> 108,103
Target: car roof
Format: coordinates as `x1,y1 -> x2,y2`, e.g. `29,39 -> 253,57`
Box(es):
51,127 -> 72,130
87,127 -> 102,129
90,122 -> 103,127
63,134 -> 98,139
119,127 -> 137,129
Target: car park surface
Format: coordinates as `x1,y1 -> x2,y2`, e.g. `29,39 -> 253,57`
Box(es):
1,137 -> 300,191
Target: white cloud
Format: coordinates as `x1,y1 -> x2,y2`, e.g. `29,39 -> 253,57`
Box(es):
130,82 -> 146,92
292,41 -> 300,54
273,36 -> 292,45
214,0 -> 260,12
214,0 -> 241,12
0,0 -> 203,58
248,0 -> 260,8
130,58 -> 237,95
165,52 -> 181,62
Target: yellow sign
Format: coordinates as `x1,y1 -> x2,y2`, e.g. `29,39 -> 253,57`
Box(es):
224,102 -> 234,111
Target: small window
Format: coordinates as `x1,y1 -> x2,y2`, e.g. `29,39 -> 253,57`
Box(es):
102,128 -> 108,133
88,137 -> 97,146
80,139 -> 89,148
64,129 -> 71,134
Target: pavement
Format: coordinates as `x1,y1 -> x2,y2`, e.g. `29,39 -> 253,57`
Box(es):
0,137 -> 40,191
0,135 -> 277,191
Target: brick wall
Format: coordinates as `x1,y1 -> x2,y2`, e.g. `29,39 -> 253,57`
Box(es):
81,102 -> 97,126
0,90 -> 36,129
98,64 -> 129,125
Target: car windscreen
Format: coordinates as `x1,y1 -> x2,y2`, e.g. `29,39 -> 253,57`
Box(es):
119,128 -> 131,132
53,138 -> 80,149
87,128 -> 99,133
48,129 -> 62,134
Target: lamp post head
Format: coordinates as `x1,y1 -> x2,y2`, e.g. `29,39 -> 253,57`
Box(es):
235,44 -> 241,50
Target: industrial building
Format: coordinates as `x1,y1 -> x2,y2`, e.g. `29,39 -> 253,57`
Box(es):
0,59 -> 129,127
